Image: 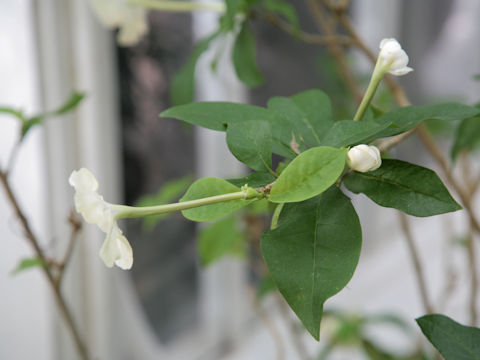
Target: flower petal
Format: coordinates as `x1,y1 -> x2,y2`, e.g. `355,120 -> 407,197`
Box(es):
347,144 -> 382,173
389,67 -> 414,76
378,38 -> 413,77
87,0 -> 148,46
114,234 -> 134,269
99,224 -> 133,270
116,8 -> 148,46
69,168 -> 99,192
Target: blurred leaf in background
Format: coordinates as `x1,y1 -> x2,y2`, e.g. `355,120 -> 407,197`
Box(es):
0,91 -> 85,140
136,175 -> 193,231
11,257 -> 46,276
198,215 -> 246,266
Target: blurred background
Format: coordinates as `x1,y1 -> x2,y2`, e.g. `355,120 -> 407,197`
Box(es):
1,0 -> 479,359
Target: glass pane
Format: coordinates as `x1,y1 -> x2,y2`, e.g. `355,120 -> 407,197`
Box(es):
117,12 -> 199,344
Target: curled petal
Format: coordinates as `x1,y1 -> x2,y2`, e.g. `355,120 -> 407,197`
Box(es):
69,168 -> 99,192
100,224 -> 133,270
389,66 -> 414,76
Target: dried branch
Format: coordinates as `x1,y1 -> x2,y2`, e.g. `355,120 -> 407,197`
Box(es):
276,295 -> 310,360
54,210 -> 82,289
398,212 -> 435,314
306,0 -> 363,103
256,11 -> 355,47
0,169 -> 90,360
466,230 -> 478,325
252,295 -> 286,360
416,125 -> 480,235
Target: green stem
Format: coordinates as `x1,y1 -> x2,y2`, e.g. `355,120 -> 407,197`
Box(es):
128,0 -> 226,13
115,188 -> 262,219
270,203 -> 284,230
353,61 -> 387,122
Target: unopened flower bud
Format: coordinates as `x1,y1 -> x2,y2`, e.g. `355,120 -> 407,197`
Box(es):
378,38 -> 413,76
347,145 -> 382,173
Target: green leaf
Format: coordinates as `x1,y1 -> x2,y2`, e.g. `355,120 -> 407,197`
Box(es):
451,116 -> 480,160
261,187 -> 362,340
364,313 -> 412,333
261,0 -> 299,31
0,107 -> 25,121
181,177 -> 255,222
416,314 -> 480,360
246,198 -> 273,215
257,273 -> 277,299
21,116 -> 42,137
226,120 -> 273,172
269,147 -> 348,203
171,32 -> 219,106
22,91 -> 86,138
344,159 -> 461,217
222,0 -> 245,30
136,176 -> 193,230
52,91 -> 85,116
198,216 -> 246,266
375,103 -> 480,138
361,339 -> 397,360
267,89 -> 333,148
321,119 -> 391,147
160,100 -> 296,158
11,257 -> 46,276
160,101 -> 270,131
232,23 -> 264,87
227,171 -> 275,188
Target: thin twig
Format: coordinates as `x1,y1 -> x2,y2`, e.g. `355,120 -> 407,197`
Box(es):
253,295 -> 286,360
0,169 -> 90,360
460,153 -> 475,193
398,213 -> 434,314
276,295 -> 310,360
55,210 -> 82,289
306,0 -> 363,103
467,227 -> 478,325
256,11 -> 355,46
472,175 -> 480,197
377,128 -> 416,154
416,125 -> 480,235
6,140 -> 22,176
437,265 -> 457,313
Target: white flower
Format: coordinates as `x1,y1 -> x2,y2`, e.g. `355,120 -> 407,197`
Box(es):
87,0 -> 148,46
347,145 -> 382,173
378,38 -> 413,76
69,168 -> 133,269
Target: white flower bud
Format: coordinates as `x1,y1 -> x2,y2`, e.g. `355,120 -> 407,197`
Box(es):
378,38 -> 413,76
69,168 -> 133,269
347,145 -> 382,173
